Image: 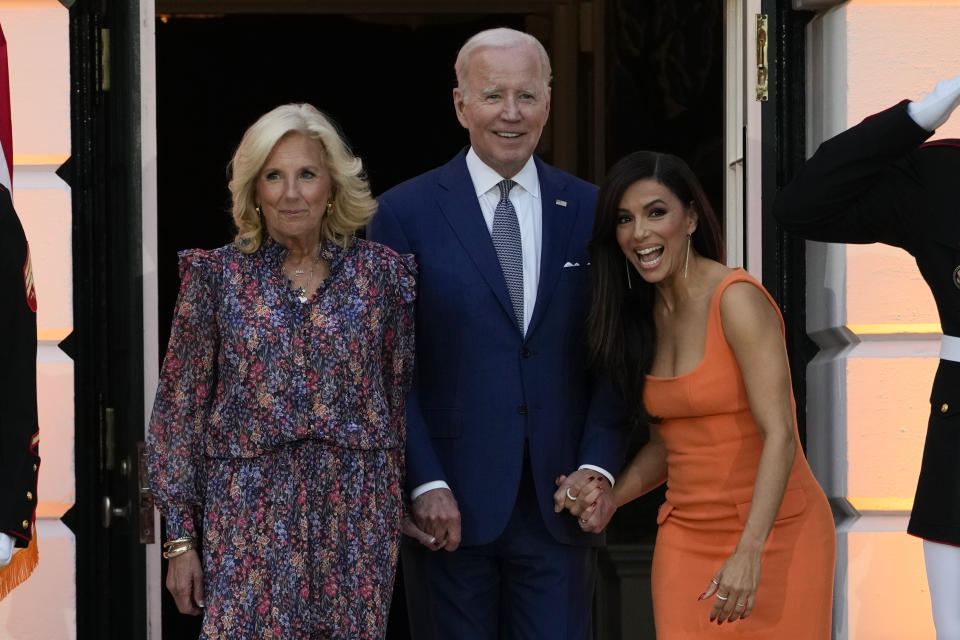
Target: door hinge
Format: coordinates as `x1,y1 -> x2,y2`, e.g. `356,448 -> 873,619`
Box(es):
755,14 -> 769,102
100,27 -> 110,92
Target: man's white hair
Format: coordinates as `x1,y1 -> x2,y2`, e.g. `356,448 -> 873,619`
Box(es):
454,28 -> 553,98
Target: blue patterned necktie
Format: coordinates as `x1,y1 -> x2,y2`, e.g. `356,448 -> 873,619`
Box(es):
492,179 -> 524,332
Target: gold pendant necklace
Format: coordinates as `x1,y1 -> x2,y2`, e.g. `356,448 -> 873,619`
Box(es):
287,250 -> 319,303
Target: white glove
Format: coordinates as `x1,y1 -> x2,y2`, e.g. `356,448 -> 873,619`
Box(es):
0,532 -> 14,567
908,73 -> 960,131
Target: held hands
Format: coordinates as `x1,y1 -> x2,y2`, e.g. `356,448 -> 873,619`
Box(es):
409,488 -> 461,552
908,72 -> 960,131
553,470 -> 617,534
166,549 -> 205,615
698,547 -> 763,625
0,532 -> 14,567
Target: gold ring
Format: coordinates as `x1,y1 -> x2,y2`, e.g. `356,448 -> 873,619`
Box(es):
565,487 -> 578,502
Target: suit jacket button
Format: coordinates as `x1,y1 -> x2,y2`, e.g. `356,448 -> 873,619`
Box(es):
21,520 -> 29,530
33,464 -> 38,472
26,491 -> 33,501
521,348 -> 532,358
517,404 -> 528,415
941,403 -> 949,414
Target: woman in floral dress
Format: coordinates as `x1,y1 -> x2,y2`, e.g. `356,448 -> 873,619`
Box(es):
147,103 -> 416,639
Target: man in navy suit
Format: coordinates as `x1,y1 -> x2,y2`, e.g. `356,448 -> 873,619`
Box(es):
368,28 -> 626,639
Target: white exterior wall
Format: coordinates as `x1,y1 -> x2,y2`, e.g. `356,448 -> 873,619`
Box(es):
805,2 -> 960,638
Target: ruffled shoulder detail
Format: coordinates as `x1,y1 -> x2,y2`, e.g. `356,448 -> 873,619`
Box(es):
392,252 -> 417,305
176,245 -> 234,291
359,238 -> 417,306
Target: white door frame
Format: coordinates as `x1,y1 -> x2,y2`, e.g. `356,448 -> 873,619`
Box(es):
139,1 -> 162,638
724,0 -> 764,275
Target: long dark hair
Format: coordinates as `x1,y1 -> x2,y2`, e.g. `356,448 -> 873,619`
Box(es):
587,151 -> 724,428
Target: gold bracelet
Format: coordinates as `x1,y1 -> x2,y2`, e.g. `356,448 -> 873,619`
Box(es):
162,545 -> 193,559
162,536 -> 195,559
163,536 -> 193,549
162,541 -> 195,559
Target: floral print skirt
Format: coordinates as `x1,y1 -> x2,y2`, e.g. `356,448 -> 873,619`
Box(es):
198,440 -> 402,639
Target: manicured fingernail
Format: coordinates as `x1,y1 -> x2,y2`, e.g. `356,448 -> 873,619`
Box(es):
697,592 -> 706,601
590,501 -> 597,507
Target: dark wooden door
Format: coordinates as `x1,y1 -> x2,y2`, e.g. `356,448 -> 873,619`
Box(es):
67,0 -> 151,638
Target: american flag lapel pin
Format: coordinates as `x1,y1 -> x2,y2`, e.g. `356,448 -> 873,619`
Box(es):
555,199 -> 567,207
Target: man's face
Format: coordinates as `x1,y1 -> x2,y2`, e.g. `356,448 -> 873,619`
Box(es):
453,45 -> 551,178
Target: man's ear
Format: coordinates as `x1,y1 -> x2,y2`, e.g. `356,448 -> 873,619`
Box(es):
453,87 -> 468,129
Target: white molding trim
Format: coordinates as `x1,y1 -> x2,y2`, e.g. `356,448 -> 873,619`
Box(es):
723,0 -> 763,274
140,1 -> 162,639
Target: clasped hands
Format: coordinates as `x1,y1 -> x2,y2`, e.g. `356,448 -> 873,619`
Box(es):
552,469 -> 616,534
403,468 -> 617,550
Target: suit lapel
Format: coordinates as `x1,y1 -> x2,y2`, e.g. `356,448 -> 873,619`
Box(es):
436,153 -> 516,324
528,158 -> 577,336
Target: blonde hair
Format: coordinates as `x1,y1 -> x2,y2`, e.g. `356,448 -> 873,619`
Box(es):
228,103 -> 376,252
454,28 -> 552,98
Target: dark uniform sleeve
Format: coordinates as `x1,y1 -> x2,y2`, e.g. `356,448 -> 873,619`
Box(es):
773,101 -> 934,252
0,186 -> 40,547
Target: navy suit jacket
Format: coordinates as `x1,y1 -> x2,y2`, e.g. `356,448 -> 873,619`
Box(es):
369,151 -> 626,547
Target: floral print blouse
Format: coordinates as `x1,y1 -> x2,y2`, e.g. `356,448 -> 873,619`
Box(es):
147,236 -> 416,540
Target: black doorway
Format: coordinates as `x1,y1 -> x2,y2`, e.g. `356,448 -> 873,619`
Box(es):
154,5 -> 726,638
155,12 -> 523,639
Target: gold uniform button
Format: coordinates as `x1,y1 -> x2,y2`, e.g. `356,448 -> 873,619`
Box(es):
26,491 -> 33,501
32,464 -> 38,472
941,403 -> 949,414
21,520 -> 29,530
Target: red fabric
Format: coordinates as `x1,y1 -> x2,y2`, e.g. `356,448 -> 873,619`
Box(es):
0,23 -> 13,188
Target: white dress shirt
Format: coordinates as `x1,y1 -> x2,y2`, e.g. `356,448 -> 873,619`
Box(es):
465,149 -> 542,335
410,150 -> 613,501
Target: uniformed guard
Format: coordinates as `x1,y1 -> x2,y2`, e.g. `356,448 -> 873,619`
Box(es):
0,183 -> 40,600
774,72 -> 960,638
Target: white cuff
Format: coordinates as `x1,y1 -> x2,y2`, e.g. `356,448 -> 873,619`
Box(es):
0,532 -> 15,567
908,74 -> 960,131
578,464 -> 615,487
410,480 -> 451,501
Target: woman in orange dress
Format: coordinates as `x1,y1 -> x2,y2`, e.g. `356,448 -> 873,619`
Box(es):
566,151 -> 835,636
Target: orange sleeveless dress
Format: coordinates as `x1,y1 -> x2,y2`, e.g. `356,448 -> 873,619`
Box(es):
644,269 -> 834,638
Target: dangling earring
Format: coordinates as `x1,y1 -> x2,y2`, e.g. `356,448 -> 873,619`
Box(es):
625,256 -> 633,290
255,204 -> 263,217
683,234 -> 692,279
326,201 -> 333,214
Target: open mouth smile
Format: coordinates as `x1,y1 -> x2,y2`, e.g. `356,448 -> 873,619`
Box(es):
636,246 -> 664,269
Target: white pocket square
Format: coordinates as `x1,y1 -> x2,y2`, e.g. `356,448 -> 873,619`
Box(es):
563,261 -> 580,268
